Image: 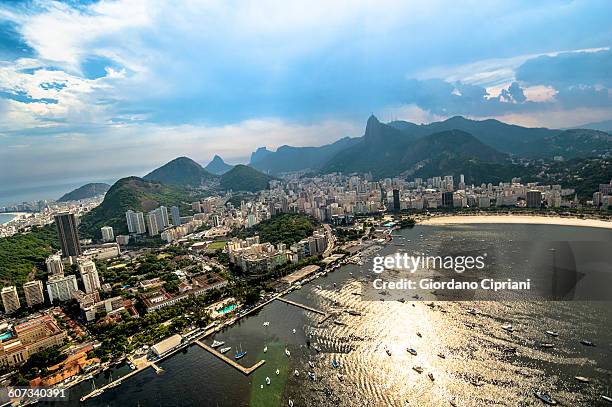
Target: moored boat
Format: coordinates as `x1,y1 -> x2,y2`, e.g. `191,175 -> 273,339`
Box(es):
219,346 -> 231,354
211,340 -> 225,348
534,391 -> 557,405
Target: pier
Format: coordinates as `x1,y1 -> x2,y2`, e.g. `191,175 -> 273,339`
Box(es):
193,340 -> 265,375
275,297 -> 326,315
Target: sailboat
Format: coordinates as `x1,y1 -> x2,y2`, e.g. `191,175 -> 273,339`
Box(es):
266,376 -> 271,385
276,369 -> 280,375
263,345 -> 268,353
235,344 -> 247,360
285,348 -> 291,357
211,340 -> 225,348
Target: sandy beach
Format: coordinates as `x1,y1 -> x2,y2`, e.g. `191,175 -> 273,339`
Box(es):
419,214 -> 612,229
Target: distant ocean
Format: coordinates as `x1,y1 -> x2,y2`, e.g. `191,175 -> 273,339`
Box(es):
0,213 -> 16,225
0,178 -> 117,207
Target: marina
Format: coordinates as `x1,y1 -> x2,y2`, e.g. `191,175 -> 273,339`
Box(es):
193,340 -> 265,375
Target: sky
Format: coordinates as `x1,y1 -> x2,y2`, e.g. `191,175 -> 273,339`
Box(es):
0,0 -> 611,200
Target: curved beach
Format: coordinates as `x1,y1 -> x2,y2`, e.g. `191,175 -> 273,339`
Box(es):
419,214 -> 612,229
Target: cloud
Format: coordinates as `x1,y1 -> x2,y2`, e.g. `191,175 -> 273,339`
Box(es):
0,0 -> 610,194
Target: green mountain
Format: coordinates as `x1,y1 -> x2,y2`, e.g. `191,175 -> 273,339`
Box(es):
57,182 -> 111,202
249,137 -> 360,174
79,176 -> 193,238
219,165 -> 274,192
388,116 -> 560,156
322,115 -> 507,178
204,155 -> 234,175
571,119 -> 612,133
536,129 -> 612,159
143,156 -> 217,186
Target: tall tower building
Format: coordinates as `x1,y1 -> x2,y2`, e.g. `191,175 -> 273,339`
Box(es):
23,280 -> 44,307
392,189 -> 400,212
1,286 -> 20,314
126,210 -> 146,234
78,259 -> 101,293
101,226 -> 114,242
54,212 -> 82,258
47,274 -> 78,303
171,206 -> 181,226
146,212 -> 160,236
158,206 -> 169,228
45,255 -> 64,276
526,190 -> 542,208
442,191 -> 454,208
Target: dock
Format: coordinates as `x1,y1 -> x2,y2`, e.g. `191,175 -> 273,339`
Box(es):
194,340 -> 265,375
275,297 -> 326,315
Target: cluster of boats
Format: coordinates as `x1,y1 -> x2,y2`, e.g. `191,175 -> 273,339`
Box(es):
211,339 -> 246,360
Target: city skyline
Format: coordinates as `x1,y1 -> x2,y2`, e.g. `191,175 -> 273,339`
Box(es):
0,0 -> 611,194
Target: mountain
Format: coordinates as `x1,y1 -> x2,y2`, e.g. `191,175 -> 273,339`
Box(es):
79,177 -> 192,238
322,115 -> 508,179
57,182 -> 111,202
537,129 -> 612,159
143,156 -> 217,186
388,116 -> 561,156
249,137 -> 360,174
219,165 -> 274,192
204,155 -> 234,175
250,147 -> 273,164
571,119 -> 612,133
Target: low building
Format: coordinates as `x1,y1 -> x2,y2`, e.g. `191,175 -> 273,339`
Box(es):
0,314 -> 67,367
141,288 -> 189,313
151,334 -> 182,357
281,265 -> 321,285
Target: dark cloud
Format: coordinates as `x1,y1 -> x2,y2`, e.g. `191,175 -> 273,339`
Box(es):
516,49 -> 612,87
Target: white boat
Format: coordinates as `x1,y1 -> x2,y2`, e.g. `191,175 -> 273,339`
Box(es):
211,340 -> 225,348
285,348 -> 291,357
294,369 -> 300,377
219,346 -> 231,354
263,321 -> 270,326
292,329 -> 296,334
501,324 -> 513,332
276,369 -> 280,375
263,345 -> 268,353
575,376 -> 590,383
266,376 -> 271,385
289,399 -> 294,407
545,330 -> 559,337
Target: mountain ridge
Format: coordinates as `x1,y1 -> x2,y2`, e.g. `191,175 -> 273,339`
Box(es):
205,155 -> 234,175
143,156 -> 217,186
57,182 -> 111,202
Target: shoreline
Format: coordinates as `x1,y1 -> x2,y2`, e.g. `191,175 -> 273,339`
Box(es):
418,214 -> 612,229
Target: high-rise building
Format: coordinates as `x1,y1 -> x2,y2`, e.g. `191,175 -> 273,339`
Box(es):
54,213 -> 82,258
126,210 -> 146,234
146,212 -> 160,236
101,226 -> 114,242
46,275 -> 78,303
526,190 -> 542,208
23,280 -> 44,307
392,189 -> 400,212
171,206 -> 181,226
1,286 -> 20,314
442,191 -> 454,208
45,255 -> 64,276
78,259 -> 101,293
158,206 -> 169,228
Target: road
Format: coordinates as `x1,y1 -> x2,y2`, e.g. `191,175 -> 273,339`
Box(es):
322,223 -> 335,257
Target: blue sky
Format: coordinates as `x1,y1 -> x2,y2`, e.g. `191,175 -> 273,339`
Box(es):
0,0 -> 611,195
